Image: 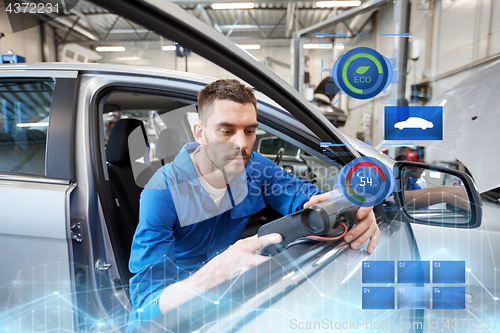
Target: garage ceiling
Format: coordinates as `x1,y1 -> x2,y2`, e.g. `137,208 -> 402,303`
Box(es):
44,0 -> 368,44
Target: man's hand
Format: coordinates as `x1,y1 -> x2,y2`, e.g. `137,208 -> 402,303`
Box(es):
203,233 -> 282,283
304,191 -> 379,254
159,233 -> 282,314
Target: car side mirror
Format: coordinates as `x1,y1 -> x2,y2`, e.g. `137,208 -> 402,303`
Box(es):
393,161 -> 482,228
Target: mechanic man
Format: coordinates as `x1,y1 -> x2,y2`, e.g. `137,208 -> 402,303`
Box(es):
127,79 -> 380,329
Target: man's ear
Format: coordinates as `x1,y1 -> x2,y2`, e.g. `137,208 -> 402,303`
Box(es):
192,121 -> 205,145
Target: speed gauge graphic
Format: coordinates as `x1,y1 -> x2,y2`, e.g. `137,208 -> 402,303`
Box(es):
337,157 -> 395,207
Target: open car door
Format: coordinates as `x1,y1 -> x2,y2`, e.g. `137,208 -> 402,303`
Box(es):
86,2 -> 486,333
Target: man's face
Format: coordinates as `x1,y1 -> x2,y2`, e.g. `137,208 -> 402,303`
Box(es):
201,99 -> 258,175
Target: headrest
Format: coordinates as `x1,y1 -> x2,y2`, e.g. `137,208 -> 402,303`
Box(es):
155,128 -> 180,162
106,119 -> 147,164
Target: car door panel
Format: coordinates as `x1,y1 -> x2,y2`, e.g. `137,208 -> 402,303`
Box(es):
140,219 -> 422,333
74,3 -> 421,331
214,221 -> 422,333
0,71 -> 79,331
0,180 -> 76,332
411,201 -> 500,332
77,72 -> 417,331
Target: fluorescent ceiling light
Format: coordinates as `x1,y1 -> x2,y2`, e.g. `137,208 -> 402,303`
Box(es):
162,45 -> 177,51
237,44 -> 261,50
211,2 -> 255,9
316,1 -> 361,8
114,56 -> 141,61
17,122 -> 49,127
303,43 -> 333,49
95,46 -> 125,52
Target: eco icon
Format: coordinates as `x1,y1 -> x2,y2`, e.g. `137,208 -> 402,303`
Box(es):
333,47 -> 392,99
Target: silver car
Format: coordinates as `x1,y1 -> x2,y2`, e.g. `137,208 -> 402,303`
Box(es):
0,0 -> 496,332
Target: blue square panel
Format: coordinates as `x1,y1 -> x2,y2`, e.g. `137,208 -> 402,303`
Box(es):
397,287 -> 430,309
397,261 -> 430,284
362,287 -> 395,309
433,261 -> 465,283
385,106 -> 443,140
362,261 -> 395,283
432,287 -> 466,310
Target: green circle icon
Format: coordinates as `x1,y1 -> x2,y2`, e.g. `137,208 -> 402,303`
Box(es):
333,47 -> 391,99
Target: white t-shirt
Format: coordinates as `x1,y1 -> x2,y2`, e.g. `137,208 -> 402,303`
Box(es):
189,147 -> 227,208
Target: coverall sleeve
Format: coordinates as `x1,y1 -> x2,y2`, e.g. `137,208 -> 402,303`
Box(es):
127,170 -> 180,328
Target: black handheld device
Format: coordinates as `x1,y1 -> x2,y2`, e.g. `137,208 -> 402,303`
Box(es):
258,201 -> 359,255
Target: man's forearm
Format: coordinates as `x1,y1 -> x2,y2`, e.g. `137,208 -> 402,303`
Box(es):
404,186 -> 469,210
159,259 -> 224,314
158,233 -> 277,315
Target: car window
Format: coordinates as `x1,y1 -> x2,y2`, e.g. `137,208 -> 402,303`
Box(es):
188,110 -> 343,194
103,110 -> 154,141
0,78 -> 55,176
106,103 -> 344,196
253,127 -> 340,193
258,136 -> 298,156
102,91 -> 195,186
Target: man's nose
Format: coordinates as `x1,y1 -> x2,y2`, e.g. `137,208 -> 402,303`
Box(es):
232,130 -> 248,151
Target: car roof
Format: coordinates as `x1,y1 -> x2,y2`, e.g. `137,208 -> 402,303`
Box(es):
0,61 -> 294,115
1,62 -> 364,160
0,62 -> 297,109
0,62 -> 218,83
0,62 -> 318,132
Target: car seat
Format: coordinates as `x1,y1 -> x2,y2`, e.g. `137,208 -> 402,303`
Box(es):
155,128 -> 181,165
106,119 -> 150,283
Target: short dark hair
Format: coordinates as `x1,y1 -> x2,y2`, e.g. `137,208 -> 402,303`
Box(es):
197,79 -> 257,123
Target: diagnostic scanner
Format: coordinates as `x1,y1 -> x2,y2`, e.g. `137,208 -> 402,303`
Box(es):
258,201 -> 359,256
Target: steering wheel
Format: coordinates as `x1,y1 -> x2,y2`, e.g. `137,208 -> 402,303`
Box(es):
274,147 -> 285,166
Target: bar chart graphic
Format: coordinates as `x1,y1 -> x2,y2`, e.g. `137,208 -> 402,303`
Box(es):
361,260 -> 466,309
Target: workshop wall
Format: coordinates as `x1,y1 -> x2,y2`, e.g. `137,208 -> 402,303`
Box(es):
0,2 -> 51,62
338,0 -> 500,146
